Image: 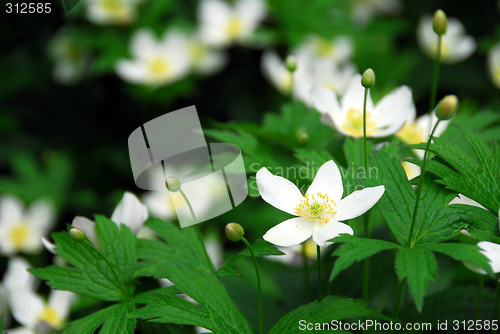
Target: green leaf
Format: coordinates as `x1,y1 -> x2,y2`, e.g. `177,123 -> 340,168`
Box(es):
30,232 -> 127,302
423,243 -> 493,276
137,219 -> 210,272
395,247 -> 438,312
132,261 -> 254,334
0,314 -> 3,334
344,137 -> 374,168
67,302 -> 136,334
268,296 -> 393,334
329,234 -> 400,281
132,286 -> 182,304
124,260 -> 168,283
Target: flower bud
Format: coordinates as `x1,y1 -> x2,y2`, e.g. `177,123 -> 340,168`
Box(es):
436,95 -> 459,120
165,177 -> 181,192
432,10 -> 448,36
225,223 -> 245,242
296,128 -> 309,144
285,55 -> 297,73
70,228 -> 86,243
361,68 -> 375,88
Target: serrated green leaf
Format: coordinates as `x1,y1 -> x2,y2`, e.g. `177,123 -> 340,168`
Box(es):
132,286 -> 182,304
67,303 -> 135,334
132,261 -> 254,333
344,137 -> 374,168
215,263 -> 241,277
30,232 -> 127,302
395,247 -> 438,312
268,296 -> 393,334
124,260 -> 168,283
329,235 -> 400,281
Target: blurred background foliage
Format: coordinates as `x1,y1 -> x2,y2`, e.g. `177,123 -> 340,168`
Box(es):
1,0 -> 500,331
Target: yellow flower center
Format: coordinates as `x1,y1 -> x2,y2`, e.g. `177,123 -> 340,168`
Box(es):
8,223 -> 29,249
295,193 -> 337,224
98,0 -> 125,14
188,42 -> 205,66
322,83 -> 337,92
396,122 -> 426,145
341,108 -> 377,136
279,74 -> 293,94
226,17 -> 243,39
495,65 -> 500,84
314,38 -> 335,57
38,306 -> 61,329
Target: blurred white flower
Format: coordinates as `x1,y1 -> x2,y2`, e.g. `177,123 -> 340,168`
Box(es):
257,160 -> 385,247
395,111 -> 449,159
293,35 -> 353,64
3,257 -> 37,293
111,192 -> 149,234
186,34 -> 227,75
0,196 -> 55,256
417,15 -> 476,64
116,29 -> 191,86
487,41 -> 500,89
351,0 -> 402,25
198,0 -> 267,47
48,30 -> 88,85
261,51 -> 293,95
311,74 -> 415,138
85,0 -> 143,25
7,290 -> 75,333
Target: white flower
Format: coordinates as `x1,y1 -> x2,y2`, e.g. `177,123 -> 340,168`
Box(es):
395,111 -> 449,159
186,34 -> 227,75
417,15 -> 476,64
85,0 -> 142,25
401,161 -> 420,181
3,257 -> 38,292
0,196 -> 55,256
487,41 -> 500,89
311,74 -> 415,138
293,35 -> 353,64
111,192 -> 149,234
257,160 -> 385,247
351,0 -> 402,25
198,0 -> 267,47
116,29 -> 191,86
261,51 -> 293,95
7,290 -> 75,333
48,30 -> 88,85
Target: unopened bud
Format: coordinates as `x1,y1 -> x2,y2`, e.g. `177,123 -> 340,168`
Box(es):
225,223 -> 245,242
165,177 -> 181,192
436,95 -> 458,120
70,228 -> 86,243
296,128 -> 309,144
432,10 -> 448,36
361,68 -> 375,88
285,55 -> 297,73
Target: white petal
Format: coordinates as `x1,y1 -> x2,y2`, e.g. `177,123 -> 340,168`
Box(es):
312,221 -> 353,247
142,191 -> 176,220
130,29 -> 157,60
9,291 -> 44,327
341,74 -> 374,113
72,216 -> 99,247
235,0 -> 267,31
310,84 -> 342,116
28,199 -> 55,231
449,194 -> 487,211
49,290 -> 75,320
115,60 -> 147,84
443,36 -> 476,64
402,161 -> 421,181
158,278 -> 174,287
256,167 -> 303,216
373,86 -> 416,135
42,237 -> 57,254
0,196 -> 24,226
261,50 -> 291,94
333,185 -> 385,221
263,217 -> 313,247
4,257 -> 36,292
446,17 -> 466,36
416,15 -> 435,58
4,327 -> 35,334
111,192 -> 148,234
196,48 -> 227,75
478,241 -> 500,273
305,160 -> 343,202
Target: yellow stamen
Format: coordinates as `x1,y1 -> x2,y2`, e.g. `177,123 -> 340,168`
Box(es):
38,306 -> 61,329
226,17 -> 243,39
341,108 -> 377,137
98,0 -> 125,14
188,42 -> 205,66
279,74 -> 292,94
396,122 -> 426,145
314,38 -> 335,57
294,193 -> 336,224
8,223 -> 29,249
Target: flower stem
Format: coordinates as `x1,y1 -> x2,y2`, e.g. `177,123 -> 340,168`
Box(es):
362,86 -> 370,301
392,280 -> 405,319
317,245 -> 322,302
302,243 -> 312,302
408,120 -> 441,248
362,87 -> 369,171
476,275 -> 485,334
179,189 -> 215,275
494,278 -> 500,334
429,35 -> 442,130
241,237 -> 263,334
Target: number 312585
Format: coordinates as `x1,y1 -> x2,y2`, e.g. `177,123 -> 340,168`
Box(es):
6,2 -> 51,13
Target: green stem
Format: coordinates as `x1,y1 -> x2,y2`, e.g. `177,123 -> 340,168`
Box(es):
241,237 -> 263,334
494,278 -> 500,334
302,243 -> 312,302
429,35 -> 442,114
362,87 -> 369,171
179,188 -> 215,275
408,120 -> 441,248
476,276 -> 485,334
392,280 -> 405,319
363,213 -> 370,301
317,245 -> 322,302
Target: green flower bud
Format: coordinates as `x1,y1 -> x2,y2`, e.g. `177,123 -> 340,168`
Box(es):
436,95 -> 459,120
432,9 -> 448,36
165,177 -> 181,192
225,223 -> 245,242
361,68 -> 375,88
70,228 -> 86,243
285,55 -> 297,73
296,128 -> 309,144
